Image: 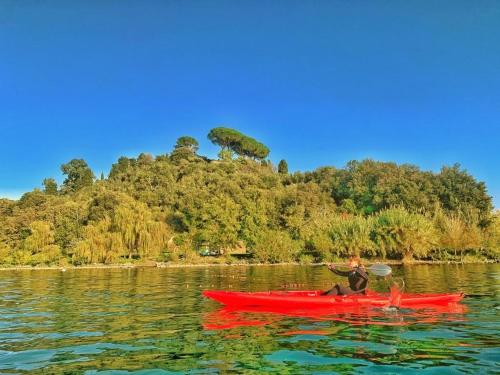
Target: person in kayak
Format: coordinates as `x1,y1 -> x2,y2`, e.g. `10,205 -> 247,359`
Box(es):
322,255 -> 368,295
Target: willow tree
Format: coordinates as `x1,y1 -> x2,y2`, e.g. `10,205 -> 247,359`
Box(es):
73,221 -> 106,264
114,203 -> 147,259
113,201 -> 170,260
73,219 -> 125,264
23,221 -> 61,265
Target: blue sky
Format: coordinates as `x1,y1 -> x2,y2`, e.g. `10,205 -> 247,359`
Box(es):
1,1 -> 499,206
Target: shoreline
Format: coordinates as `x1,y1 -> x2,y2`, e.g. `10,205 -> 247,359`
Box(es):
0,258 -> 497,271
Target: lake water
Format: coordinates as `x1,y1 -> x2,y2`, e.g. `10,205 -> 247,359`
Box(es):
0,264 -> 498,374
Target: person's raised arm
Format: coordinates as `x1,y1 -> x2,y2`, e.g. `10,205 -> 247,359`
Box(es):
327,264 -> 350,276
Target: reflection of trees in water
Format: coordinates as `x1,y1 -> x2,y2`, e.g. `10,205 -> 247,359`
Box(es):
0,264 -> 497,374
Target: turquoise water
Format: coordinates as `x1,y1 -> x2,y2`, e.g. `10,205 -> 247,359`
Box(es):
0,264 -> 498,374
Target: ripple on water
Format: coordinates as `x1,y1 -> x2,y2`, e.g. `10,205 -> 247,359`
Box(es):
85,370 -> 181,375
0,264 -> 498,373
265,349 -> 372,366
0,342 -> 157,372
0,349 -> 58,371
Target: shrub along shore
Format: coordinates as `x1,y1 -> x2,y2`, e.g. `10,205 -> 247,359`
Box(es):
0,258 -> 498,272
0,127 -> 498,267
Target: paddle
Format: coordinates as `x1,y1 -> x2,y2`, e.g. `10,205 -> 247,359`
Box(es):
364,263 -> 402,308
326,263 -> 393,277
326,263 -> 400,306
366,263 -> 393,277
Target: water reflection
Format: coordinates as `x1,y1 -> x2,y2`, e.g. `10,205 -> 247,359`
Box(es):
0,264 -> 497,374
203,302 -> 467,330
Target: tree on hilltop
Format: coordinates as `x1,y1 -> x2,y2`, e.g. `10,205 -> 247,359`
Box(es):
278,159 -> 289,174
43,178 -> 58,195
171,136 -> 200,162
208,127 -> 270,160
61,159 -> 95,193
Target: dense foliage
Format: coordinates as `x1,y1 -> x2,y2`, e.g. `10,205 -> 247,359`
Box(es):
0,128 -> 497,266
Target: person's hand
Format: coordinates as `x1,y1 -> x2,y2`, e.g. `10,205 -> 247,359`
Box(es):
328,264 -> 336,271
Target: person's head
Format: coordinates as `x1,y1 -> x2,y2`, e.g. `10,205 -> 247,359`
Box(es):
348,255 -> 361,268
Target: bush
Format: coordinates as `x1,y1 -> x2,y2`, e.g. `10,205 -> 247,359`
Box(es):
328,216 -> 375,257
30,244 -> 61,265
483,214 -> 500,259
372,207 -> 435,261
433,212 -> 482,260
298,253 -> 314,265
12,249 -> 32,265
304,231 -> 333,262
252,230 -> 300,263
0,243 -> 11,264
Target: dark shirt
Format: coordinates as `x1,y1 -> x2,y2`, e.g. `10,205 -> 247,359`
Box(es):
332,266 -> 369,292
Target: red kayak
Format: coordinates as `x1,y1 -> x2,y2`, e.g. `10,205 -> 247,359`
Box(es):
203,290 -> 465,309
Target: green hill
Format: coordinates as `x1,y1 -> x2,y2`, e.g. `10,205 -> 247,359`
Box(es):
0,128 -> 498,266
